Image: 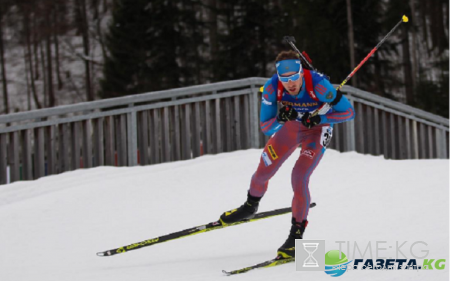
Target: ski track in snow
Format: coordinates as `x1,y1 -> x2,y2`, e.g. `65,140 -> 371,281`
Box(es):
0,149 -> 448,281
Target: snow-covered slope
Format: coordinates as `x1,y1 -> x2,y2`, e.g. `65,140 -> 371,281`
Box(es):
0,149 -> 448,281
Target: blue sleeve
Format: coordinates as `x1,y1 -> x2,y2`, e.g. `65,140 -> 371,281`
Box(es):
259,78 -> 284,136
312,77 -> 356,124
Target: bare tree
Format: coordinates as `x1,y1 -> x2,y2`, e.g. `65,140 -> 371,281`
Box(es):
40,40 -> 47,107
207,0 -> 218,81
346,0 -> 356,87
75,0 -> 94,101
20,0 -> 42,108
44,4 -> 56,107
402,25 -> 414,105
53,6 -> 63,90
409,0 -> 418,89
0,2 -> 9,114
32,10 -> 40,81
92,0 -> 108,61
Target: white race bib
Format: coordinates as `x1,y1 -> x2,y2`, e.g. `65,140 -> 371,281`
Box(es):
320,126 -> 333,148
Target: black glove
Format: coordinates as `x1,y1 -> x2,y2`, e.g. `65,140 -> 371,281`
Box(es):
277,105 -> 298,123
301,112 -> 321,129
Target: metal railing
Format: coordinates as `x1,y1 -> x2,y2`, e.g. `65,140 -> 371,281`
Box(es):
0,77 -> 448,184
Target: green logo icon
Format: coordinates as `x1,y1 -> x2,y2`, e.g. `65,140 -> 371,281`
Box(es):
324,250 -> 351,277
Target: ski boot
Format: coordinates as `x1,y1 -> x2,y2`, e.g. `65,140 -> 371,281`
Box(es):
220,192 -> 261,225
277,218 -> 308,258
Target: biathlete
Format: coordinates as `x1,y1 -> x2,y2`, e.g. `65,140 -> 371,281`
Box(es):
220,50 -> 356,258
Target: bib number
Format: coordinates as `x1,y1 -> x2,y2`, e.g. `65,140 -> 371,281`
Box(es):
320,126 -> 333,148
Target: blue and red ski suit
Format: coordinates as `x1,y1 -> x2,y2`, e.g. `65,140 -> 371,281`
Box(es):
249,71 -> 355,222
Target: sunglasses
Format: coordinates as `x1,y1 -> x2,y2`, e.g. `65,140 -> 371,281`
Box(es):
278,69 -> 302,83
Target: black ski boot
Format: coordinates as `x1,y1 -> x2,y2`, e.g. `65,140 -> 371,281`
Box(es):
277,218 -> 308,258
220,192 -> 261,225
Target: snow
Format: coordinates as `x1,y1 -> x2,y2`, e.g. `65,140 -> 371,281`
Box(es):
0,149 -> 448,281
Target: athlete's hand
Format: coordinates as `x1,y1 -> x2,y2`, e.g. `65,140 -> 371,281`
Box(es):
301,112 -> 321,129
277,106 -> 298,123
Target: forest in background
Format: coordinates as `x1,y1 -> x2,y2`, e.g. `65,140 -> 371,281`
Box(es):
0,0 -> 448,117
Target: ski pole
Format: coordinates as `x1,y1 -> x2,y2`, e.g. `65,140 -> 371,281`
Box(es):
309,15 -> 408,116
284,15 -> 408,116
334,15 -> 409,92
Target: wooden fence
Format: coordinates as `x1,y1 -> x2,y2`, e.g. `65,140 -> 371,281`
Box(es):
0,78 -> 448,184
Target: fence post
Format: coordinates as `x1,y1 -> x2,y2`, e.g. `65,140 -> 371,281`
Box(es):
234,95 -> 241,150
427,126 -> 433,158
138,111 -> 149,165
94,118 -> 104,166
0,134 -> 6,185
412,120 -> 419,159
373,107 -> 380,155
205,100 -> 212,154
249,84 -> 260,148
104,116 -> 115,166
435,128 -> 447,159
405,117 -> 412,159
82,120 -> 93,168
389,113 -> 396,159
46,126 -> 56,175
356,102 -> 364,154
214,96 -> 222,154
345,96 -> 356,152
127,107 -> 138,166
174,105 -> 181,161
34,127 -> 45,178
21,129 -> 33,180
71,122 -> 80,170
192,103 -> 201,158
8,131 -> 20,182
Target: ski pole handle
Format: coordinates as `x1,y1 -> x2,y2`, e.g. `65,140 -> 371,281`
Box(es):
283,36 -> 315,71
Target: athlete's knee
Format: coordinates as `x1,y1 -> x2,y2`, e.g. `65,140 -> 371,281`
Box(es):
293,188 -> 310,203
291,170 -> 309,191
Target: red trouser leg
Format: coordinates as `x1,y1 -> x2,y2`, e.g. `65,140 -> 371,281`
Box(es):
249,122 -> 301,197
291,125 -> 328,222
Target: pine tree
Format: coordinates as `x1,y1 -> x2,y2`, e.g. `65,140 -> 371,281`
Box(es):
100,0 -> 153,98
287,0 -> 350,82
213,0 -> 280,81
100,0 -> 205,98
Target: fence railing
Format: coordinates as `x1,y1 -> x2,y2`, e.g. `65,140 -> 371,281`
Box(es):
0,77 -> 448,184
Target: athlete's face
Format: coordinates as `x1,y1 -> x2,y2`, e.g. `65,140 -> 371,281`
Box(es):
280,71 -> 303,95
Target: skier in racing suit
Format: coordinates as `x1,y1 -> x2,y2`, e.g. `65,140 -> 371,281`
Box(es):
220,50 -> 355,258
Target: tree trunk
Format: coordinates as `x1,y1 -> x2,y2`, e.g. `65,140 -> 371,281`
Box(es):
23,48 -> 31,110
52,8 -> 63,90
419,0 -> 431,54
76,0 -> 94,101
32,9 -> 40,80
192,1 -> 201,85
40,41 -> 48,107
23,4 -> 41,109
0,8 -> 9,114
207,0 -> 217,81
431,0 -> 448,54
93,0 -> 107,62
45,9 -> 56,107
402,25 -> 414,105
409,0 -> 418,90
346,0 -> 356,87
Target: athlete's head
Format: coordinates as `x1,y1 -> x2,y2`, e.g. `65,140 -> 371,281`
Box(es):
276,50 -> 303,95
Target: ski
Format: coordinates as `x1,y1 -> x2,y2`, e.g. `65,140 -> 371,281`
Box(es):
96,202 -> 316,257
222,255 -> 295,276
